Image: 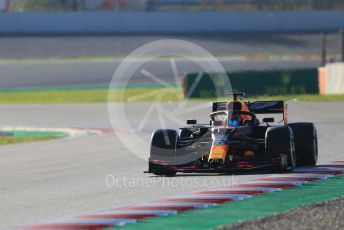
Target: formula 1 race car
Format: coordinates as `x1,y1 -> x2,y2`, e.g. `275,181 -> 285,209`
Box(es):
146,93 -> 318,176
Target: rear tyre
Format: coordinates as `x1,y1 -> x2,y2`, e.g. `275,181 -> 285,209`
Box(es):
288,123 -> 318,166
266,126 -> 296,171
149,129 -> 178,176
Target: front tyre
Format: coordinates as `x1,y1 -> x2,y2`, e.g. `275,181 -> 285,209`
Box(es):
266,126 -> 296,171
149,129 -> 178,176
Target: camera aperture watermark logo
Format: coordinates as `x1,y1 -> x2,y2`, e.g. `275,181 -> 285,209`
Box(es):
108,39 -> 232,163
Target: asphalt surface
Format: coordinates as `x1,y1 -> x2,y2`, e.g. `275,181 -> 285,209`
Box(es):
0,101 -> 344,229
0,59 -> 319,89
0,33 -> 341,59
218,196 -> 344,230
0,32 -> 343,229
2,32 -> 342,89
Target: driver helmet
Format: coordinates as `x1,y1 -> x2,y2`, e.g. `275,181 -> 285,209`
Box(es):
227,100 -> 250,126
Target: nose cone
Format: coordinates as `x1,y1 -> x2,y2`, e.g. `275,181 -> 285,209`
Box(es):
209,145 -> 229,168
209,158 -> 224,168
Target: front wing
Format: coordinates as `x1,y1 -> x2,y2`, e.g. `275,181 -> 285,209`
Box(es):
147,156 -> 282,174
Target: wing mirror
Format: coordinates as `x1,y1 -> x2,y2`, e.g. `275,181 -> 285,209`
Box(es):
263,117 -> 274,123
187,120 -> 197,125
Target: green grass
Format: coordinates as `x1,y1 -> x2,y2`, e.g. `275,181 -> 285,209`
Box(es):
0,130 -> 68,145
119,175 -> 344,230
0,88 -> 344,104
0,136 -> 59,145
0,56 -> 126,62
0,89 -> 110,104
0,88 -> 183,104
0,53 -> 322,63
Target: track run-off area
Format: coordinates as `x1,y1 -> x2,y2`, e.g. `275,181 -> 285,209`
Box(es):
1,101 -> 344,229
18,162 -> 344,230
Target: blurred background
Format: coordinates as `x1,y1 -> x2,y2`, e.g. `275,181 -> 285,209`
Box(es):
0,0 -> 344,96
1,0 -> 344,12
1,2 -> 344,229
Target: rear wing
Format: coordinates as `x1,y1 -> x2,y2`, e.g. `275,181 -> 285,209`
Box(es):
246,101 -> 284,114
212,100 -> 288,124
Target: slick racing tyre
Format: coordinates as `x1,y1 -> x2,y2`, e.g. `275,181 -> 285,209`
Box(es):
149,129 -> 178,176
266,126 -> 296,171
288,122 -> 318,166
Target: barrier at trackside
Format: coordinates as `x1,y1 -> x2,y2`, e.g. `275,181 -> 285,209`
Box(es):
0,11 -> 344,34
182,69 -> 319,98
318,63 -> 344,95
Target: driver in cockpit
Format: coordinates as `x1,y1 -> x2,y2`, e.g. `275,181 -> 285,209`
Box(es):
227,100 -> 251,126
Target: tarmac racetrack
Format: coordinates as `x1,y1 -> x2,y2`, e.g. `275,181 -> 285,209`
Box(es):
0,101 -> 344,229
0,58 -> 318,89
0,32 -> 333,89
0,33 -> 343,229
